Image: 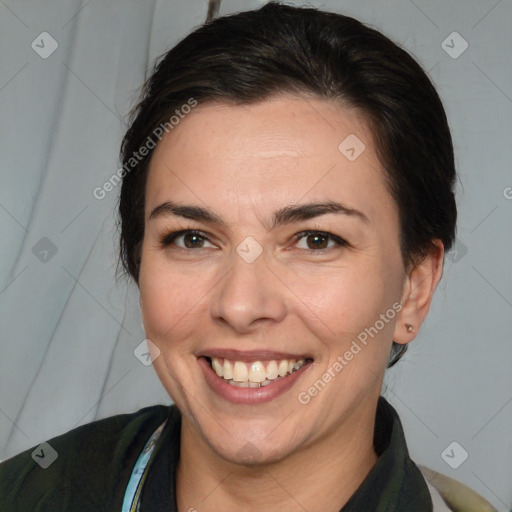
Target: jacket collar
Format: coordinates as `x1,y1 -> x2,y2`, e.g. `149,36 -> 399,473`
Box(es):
340,396 -> 432,511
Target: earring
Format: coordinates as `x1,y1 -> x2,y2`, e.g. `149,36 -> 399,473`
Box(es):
406,323 -> 414,333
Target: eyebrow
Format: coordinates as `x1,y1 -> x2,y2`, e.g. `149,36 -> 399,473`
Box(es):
148,200 -> 369,228
148,202 -> 227,227
270,201 -> 369,228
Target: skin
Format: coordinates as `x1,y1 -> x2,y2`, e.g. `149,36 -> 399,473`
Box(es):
138,95 -> 444,511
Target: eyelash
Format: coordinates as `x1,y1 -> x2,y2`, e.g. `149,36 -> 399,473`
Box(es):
159,229 -> 210,248
294,230 -> 348,250
158,229 -> 348,252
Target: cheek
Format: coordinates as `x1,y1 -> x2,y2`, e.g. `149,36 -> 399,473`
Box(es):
288,262 -> 400,389
139,255 -> 214,347
140,270 -> 171,335
139,256 -> 182,336
289,263 -> 389,339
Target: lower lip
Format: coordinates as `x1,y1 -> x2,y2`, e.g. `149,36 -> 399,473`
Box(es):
198,357 -> 312,405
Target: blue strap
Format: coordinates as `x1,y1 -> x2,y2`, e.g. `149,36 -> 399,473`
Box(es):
122,421 -> 167,512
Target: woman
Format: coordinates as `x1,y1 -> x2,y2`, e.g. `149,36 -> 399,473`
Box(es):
0,3 -> 497,511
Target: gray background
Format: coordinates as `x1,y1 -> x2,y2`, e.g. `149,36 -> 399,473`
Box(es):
0,0 -> 510,509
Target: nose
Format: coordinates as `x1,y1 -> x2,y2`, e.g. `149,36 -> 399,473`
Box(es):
209,251 -> 287,333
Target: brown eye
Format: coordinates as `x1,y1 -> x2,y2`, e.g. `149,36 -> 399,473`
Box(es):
295,231 -> 347,251
182,233 -> 206,248
160,230 -> 215,249
306,233 -> 329,249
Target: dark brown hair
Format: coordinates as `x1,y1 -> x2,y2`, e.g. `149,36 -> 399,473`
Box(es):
118,2 -> 457,366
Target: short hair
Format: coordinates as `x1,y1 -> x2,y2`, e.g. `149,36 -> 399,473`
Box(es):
118,2 -> 457,366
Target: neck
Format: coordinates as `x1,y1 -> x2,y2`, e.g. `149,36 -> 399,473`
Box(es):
176,394 -> 380,511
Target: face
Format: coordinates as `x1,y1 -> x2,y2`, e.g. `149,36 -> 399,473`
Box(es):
139,95 -> 409,465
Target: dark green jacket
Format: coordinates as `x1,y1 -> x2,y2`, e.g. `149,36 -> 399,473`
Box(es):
0,397 -> 494,511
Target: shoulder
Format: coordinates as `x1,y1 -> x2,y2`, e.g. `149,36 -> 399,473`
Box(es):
419,466 -> 497,512
0,404 -> 172,512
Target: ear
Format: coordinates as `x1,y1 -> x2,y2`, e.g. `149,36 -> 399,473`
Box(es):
393,240 -> 445,344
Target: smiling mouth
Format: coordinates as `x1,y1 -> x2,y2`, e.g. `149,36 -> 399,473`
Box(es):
204,356 -> 314,388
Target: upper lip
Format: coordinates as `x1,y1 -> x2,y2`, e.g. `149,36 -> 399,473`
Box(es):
196,349 -> 313,362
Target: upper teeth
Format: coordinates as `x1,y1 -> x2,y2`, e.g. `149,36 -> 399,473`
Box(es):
210,357 -> 306,385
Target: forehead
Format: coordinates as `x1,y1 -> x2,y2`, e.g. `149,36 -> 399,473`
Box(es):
145,95 -> 396,226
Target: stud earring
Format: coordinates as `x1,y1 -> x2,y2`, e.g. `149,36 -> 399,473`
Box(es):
406,323 -> 414,333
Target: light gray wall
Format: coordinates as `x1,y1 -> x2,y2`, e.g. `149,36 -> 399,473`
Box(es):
0,0 -> 510,509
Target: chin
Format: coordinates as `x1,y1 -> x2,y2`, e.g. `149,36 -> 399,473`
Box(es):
209,434 -> 292,467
